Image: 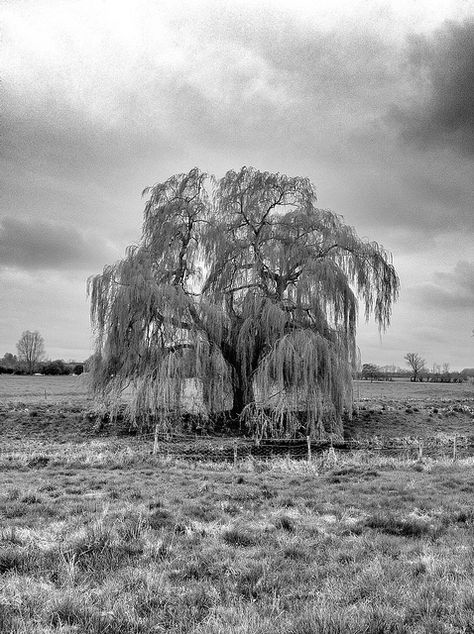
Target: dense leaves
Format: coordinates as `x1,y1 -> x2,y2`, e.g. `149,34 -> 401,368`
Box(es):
89,167 -> 399,437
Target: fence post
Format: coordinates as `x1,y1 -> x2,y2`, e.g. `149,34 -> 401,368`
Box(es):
453,435 -> 457,462
306,436 -> 312,463
417,440 -> 423,462
153,424 -> 159,455
233,440 -> 238,468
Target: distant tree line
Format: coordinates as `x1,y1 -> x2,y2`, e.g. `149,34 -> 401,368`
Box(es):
0,354 -> 84,376
0,330 -> 86,375
360,356 -> 469,383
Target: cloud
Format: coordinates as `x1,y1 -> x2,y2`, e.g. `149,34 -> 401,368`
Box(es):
0,217 -> 118,272
408,260 -> 474,310
0,0 -> 473,366
391,18 -> 474,156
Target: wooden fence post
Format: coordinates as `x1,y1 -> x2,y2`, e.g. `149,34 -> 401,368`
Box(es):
153,424 -> 159,455
233,440 -> 238,468
417,440 -> 423,462
306,436 -> 312,463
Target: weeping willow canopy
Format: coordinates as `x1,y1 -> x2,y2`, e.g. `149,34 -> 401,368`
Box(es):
89,167 -> 399,438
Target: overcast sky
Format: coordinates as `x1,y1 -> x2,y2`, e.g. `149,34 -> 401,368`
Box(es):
1,0 -> 473,369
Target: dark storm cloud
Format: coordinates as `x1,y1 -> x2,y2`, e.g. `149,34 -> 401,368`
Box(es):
392,19 -> 474,156
408,260 -> 474,310
155,7 -> 474,244
0,216 -> 117,271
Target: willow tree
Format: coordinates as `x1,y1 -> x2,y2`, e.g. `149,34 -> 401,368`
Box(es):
89,167 -> 399,438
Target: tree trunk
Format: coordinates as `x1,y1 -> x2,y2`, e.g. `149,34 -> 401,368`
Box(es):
230,372 -> 254,420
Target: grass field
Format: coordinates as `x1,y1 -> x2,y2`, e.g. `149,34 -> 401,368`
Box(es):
1,376 -> 474,632
0,375 -> 90,403
2,451 -> 474,633
1,374 -> 472,405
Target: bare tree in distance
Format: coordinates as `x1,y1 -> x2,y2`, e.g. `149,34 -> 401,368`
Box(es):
16,330 -> 45,374
89,167 -> 399,438
405,352 -> 426,382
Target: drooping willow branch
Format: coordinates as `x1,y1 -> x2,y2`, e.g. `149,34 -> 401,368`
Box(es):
89,166 -> 399,438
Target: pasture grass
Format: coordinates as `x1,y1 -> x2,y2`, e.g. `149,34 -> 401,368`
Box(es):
1,449 -> 474,633
1,377 -> 473,631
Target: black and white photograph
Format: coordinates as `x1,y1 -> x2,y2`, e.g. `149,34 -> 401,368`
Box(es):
1,0 -> 473,631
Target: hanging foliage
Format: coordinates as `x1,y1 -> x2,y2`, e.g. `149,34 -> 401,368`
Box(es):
89,167 -> 399,438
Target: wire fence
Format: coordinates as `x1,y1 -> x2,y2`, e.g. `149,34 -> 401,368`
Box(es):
2,416 -> 474,462
145,429 -> 474,463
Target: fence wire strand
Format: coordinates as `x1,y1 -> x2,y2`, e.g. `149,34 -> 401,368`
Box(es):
147,431 -> 474,462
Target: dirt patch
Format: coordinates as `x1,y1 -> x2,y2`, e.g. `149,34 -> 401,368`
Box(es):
345,380 -> 474,439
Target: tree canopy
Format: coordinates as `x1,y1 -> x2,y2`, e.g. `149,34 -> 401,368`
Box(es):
89,167 -> 399,438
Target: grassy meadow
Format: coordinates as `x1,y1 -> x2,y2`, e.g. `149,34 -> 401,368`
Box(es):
1,375 -> 474,633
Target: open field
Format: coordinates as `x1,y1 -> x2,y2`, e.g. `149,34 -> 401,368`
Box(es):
0,375 -> 90,404
356,379 -> 474,403
2,448 -> 474,633
1,376 -> 474,631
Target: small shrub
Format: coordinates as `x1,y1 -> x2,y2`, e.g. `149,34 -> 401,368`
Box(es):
20,491 -> 43,504
145,538 -> 172,561
282,544 -> 309,561
49,593 -> 89,628
235,562 -> 278,600
274,515 -> 295,532
331,466 -> 379,479
0,527 -> 22,545
278,496 -> 296,507
222,526 -> 257,547
66,521 -> 133,575
5,488 -> 20,501
261,485 -> 276,499
177,554 -> 220,581
180,584 -> 216,622
455,510 -> 474,524
364,513 -> 435,538
2,502 -> 28,519
0,603 -> 18,632
27,456 -> 50,468
183,503 -> 219,522
117,511 -> 149,541
0,547 -> 25,574
49,594 -> 135,632
148,508 -> 175,530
